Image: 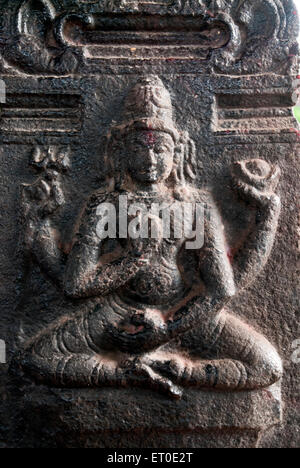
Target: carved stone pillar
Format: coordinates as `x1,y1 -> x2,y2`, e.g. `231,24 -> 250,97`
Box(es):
0,0 -> 299,448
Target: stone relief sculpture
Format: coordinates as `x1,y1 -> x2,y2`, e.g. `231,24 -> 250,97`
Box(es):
18,76 -> 283,399
0,0 -> 297,75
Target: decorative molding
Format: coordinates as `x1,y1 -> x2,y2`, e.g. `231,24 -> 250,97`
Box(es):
0,0 -> 298,75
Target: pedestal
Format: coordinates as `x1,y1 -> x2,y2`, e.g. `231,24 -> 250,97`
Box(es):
19,382 -> 282,448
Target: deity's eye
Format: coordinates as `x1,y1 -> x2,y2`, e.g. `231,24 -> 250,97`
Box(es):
130,141 -> 144,152
156,144 -> 171,154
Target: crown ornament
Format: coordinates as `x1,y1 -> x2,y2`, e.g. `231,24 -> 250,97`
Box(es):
110,76 -> 180,142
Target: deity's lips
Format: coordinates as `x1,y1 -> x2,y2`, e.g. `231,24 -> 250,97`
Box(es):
140,167 -> 157,174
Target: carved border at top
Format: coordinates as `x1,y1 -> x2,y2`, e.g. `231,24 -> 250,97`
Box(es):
0,0 -> 298,75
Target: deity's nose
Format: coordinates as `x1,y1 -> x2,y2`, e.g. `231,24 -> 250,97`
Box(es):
145,148 -> 156,165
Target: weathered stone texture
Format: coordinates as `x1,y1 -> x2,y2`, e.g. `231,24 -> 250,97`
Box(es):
0,0 -> 299,448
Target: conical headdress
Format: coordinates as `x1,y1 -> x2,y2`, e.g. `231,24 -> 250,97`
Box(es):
111,76 -> 180,142
104,76 -> 197,186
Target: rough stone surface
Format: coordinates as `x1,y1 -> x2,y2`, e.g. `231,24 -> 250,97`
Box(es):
16,383 -> 282,448
0,0 -> 299,449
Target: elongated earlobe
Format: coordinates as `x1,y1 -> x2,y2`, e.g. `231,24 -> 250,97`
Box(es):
172,132 -> 197,186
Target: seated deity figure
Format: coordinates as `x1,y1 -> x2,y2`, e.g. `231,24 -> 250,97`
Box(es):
18,76 -> 282,398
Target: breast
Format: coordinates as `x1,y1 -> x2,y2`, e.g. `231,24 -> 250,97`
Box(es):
124,260 -> 185,306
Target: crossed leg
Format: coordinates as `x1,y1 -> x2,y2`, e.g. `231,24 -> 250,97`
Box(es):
19,305 -> 183,397
144,309 -> 283,391
19,304 -> 282,397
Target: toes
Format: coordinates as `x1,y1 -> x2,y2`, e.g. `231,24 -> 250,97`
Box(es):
138,363 -> 183,399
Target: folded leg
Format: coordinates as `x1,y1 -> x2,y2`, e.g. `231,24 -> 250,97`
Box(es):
144,309 -> 282,390
18,307 -> 183,398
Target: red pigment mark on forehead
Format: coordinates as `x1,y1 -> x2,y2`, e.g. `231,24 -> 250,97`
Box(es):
144,129 -> 156,146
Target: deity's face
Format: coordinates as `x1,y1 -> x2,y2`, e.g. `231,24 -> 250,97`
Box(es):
125,130 -> 175,184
